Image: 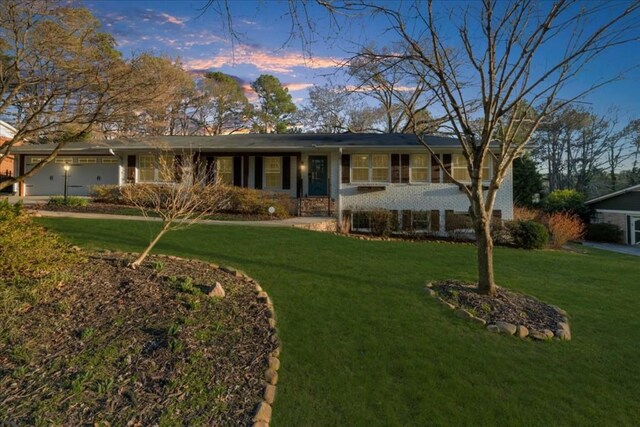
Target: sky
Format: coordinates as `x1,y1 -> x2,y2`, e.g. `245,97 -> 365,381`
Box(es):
85,0 -> 640,120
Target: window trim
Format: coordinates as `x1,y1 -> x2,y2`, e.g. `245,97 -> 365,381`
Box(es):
30,157 -> 43,164
55,157 -> 74,164
264,156 -> 282,190
102,157 -> 118,164
77,157 -> 97,164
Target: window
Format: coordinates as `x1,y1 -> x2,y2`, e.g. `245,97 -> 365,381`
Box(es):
55,157 -> 73,164
351,154 -> 369,182
102,158 -> 118,164
157,154 -> 174,182
352,211 -> 370,230
78,157 -> 96,164
216,157 -> 233,184
412,211 -> 431,230
371,154 -> 389,182
452,154 -> 490,182
410,154 -> 429,183
264,157 -> 281,189
30,157 -> 43,164
139,155 -> 155,182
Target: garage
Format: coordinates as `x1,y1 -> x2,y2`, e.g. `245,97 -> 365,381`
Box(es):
24,155 -> 120,196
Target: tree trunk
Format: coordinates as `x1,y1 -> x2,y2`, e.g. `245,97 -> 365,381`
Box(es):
475,217 -> 497,296
129,222 -> 170,268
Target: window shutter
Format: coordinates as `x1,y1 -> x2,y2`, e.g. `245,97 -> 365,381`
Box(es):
282,156 -> 291,190
442,154 -> 452,183
233,156 -> 242,186
341,154 -> 350,184
391,154 -> 400,183
402,210 -> 412,231
444,209 -> 454,231
206,156 -> 216,183
127,155 -> 136,183
401,154 -> 410,183
431,154 -> 440,183
255,156 -> 263,189
174,155 -> 183,182
430,210 -> 440,233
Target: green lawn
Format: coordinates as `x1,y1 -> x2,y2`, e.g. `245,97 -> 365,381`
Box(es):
37,218 -> 640,426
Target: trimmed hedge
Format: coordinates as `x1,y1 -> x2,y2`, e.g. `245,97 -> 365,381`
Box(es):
48,196 -> 89,207
508,220 -> 549,249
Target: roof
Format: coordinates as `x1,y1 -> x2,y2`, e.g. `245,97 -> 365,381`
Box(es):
585,183 -> 640,205
11,133 -> 461,153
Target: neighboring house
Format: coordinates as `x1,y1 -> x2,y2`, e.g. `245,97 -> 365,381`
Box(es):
0,120 -> 18,193
11,134 -> 514,232
586,184 -> 640,245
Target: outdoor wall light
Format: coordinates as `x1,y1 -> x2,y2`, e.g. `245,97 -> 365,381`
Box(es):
300,161 -> 306,171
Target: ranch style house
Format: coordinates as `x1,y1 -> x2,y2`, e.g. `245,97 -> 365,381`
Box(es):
10,133 -> 514,233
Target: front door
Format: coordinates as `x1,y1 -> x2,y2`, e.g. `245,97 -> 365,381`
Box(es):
308,155 -> 328,196
633,216 -> 640,245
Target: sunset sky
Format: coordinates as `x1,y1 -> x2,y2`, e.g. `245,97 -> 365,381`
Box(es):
85,1 -> 640,119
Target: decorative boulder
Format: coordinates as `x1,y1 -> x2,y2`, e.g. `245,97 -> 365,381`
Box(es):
208,282 -> 225,298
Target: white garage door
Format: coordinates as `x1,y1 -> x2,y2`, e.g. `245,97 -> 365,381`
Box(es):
25,156 -> 119,196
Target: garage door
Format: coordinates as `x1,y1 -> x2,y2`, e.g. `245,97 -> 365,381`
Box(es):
24,156 -> 119,196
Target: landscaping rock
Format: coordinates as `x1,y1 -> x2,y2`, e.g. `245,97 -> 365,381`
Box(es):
529,330 -> 549,341
542,329 -> 554,339
426,288 -> 437,297
438,298 -> 455,310
220,266 -> 241,277
268,318 -> 276,328
265,368 -> 278,385
495,321 -> 517,335
487,324 -> 500,333
551,305 -> 568,317
208,282 -> 225,298
263,384 -> 277,404
253,422 -> 269,427
557,321 -> 570,332
455,309 -> 474,320
556,329 -> 571,341
209,262 -> 219,269
425,282 -> 433,289
253,401 -> 272,423
71,245 -> 82,252
516,325 -> 529,339
268,356 -> 280,371
272,347 -> 281,358
470,316 -> 487,326
255,284 -> 263,292
257,292 -> 269,302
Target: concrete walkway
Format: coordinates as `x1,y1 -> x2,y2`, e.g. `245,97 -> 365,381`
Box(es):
31,209 -> 336,229
582,241 -> 640,257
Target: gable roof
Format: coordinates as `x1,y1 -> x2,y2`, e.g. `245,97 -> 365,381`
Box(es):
585,183 -> 640,205
11,133 -> 461,153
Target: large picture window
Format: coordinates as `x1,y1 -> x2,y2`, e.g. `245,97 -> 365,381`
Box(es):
264,157 -> 281,189
216,157 -> 233,184
410,154 -> 429,183
452,154 -> 490,182
351,154 -> 390,182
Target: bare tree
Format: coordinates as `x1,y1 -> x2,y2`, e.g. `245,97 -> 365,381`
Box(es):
121,154 -> 229,268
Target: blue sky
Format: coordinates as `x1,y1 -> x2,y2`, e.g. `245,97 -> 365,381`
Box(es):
86,1 -> 639,120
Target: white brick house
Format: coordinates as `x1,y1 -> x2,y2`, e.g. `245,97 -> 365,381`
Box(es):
11,134 -> 513,231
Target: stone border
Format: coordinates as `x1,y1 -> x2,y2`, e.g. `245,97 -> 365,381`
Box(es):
104,252 -> 282,426
425,282 -> 571,341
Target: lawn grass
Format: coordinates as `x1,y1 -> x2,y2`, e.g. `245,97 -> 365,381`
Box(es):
37,218 -> 640,426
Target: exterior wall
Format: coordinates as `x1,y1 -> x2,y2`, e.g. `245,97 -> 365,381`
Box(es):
598,211 -> 628,244
22,154 -> 120,196
337,152 -> 514,231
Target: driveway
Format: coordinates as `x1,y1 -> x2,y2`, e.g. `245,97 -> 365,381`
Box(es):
582,241 -> 640,257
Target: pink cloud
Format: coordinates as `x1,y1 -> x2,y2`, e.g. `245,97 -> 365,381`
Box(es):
284,83 -> 314,91
160,12 -> 185,26
184,45 -> 339,74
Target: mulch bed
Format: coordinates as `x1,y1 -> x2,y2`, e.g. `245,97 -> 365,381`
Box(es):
433,280 -> 563,331
0,253 -> 275,425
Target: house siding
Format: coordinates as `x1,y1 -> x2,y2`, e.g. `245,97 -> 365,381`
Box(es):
590,190 -> 640,211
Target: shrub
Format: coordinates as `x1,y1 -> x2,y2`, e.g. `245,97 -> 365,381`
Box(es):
91,184 -> 122,203
223,186 -> 291,218
586,223 -> 624,243
508,220 -> 548,249
0,203 -> 81,316
513,206 -> 543,222
369,209 -> 394,237
48,196 -> 89,207
546,212 -> 585,248
542,189 -> 590,221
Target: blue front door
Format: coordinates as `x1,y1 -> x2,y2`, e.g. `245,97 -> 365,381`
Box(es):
308,156 -> 328,196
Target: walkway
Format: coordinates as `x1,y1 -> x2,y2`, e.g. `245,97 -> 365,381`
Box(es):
31,209 -> 337,230
582,241 -> 640,257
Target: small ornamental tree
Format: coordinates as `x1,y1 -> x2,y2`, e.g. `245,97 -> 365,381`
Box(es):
121,154 -> 229,268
